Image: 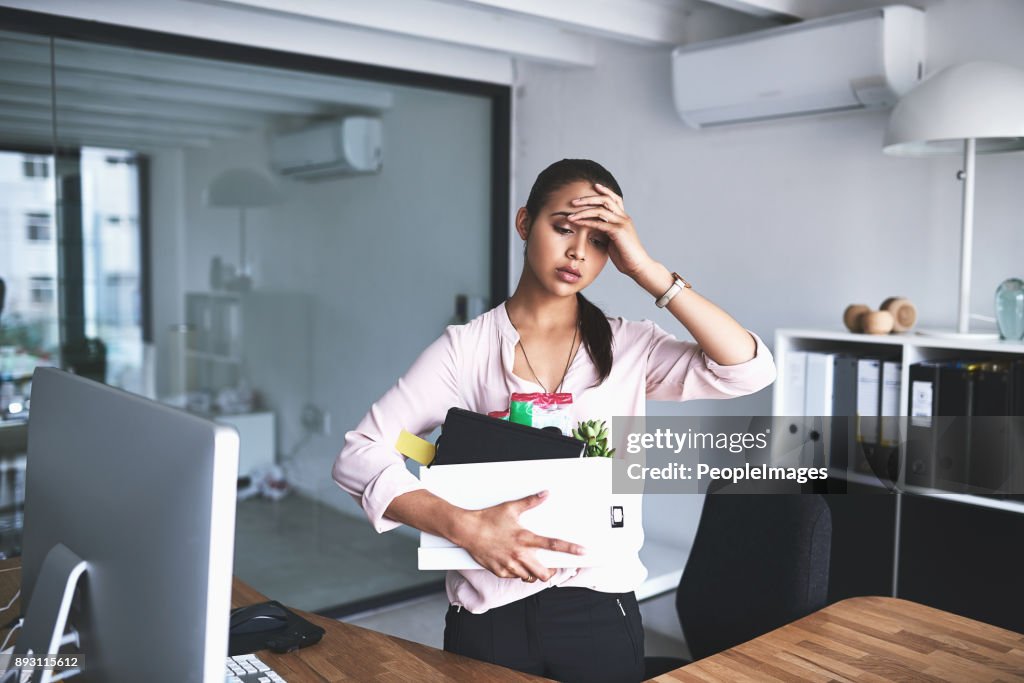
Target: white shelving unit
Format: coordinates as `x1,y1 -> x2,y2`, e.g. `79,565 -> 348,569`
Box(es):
185,291 -> 245,392
773,328 -> 1024,514
183,290 -> 311,481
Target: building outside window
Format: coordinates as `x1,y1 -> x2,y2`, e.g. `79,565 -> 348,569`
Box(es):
29,276 -> 55,305
21,155 -> 49,180
25,212 -> 52,242
0,151 -> 60,387
1,148 -> 145,395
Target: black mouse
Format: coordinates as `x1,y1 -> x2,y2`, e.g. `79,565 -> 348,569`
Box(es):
230,603 -> 290,635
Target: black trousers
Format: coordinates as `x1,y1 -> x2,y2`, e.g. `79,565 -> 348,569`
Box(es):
443,587 -> 645,683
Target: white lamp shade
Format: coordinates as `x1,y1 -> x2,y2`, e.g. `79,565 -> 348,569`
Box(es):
203,168 -> 283,208
884,61 -> 1024,156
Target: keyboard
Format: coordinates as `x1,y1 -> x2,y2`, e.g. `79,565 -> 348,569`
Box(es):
225,653 -> 287,682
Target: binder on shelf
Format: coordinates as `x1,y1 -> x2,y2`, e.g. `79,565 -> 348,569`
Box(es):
880,361 -> 902,447
1013,360 -> 1024,416
854,358 -> 882,477
772,350 -> 814,472
1012,360 -> 1024,493
782,351 -> 808,416
804,352 -> 838,474
856,358 -> 882,446
939,363 -> 972,491
906,361 -> 941,488
969,363 -> 1012,491
908,361 -> 972,491
830,356 -> 859,478
859,360 -> 902,486
805,352 -> 838,417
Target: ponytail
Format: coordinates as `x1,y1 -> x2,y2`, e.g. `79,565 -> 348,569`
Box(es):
577,292 -> 613,384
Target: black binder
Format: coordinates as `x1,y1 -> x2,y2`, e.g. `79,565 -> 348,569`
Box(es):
828,355 -> 858,492
907,361 -> 977,491
969,364 -> 1012,491
938,363 -> 972,490
432,407 -> 585,466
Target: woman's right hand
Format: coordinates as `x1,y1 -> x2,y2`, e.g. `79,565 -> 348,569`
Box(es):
456,490 -> 586,582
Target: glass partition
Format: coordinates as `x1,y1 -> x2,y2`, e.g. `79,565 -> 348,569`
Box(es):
1,28 -> 503,611
0,29 -> 57,559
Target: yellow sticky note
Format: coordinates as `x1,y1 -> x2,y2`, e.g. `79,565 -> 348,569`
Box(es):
396,430 -> 435,466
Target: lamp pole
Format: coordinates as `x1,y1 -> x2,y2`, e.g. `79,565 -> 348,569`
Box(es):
957,138 -> 976,335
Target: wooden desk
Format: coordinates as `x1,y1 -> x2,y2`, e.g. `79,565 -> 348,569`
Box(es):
659,596 -> 1024,682
0,559 -> 547,682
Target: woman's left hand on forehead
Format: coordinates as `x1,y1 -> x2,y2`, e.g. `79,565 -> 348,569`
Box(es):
568,183 -> 654,279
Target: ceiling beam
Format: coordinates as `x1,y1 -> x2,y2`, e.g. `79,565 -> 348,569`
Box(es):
440,0 -> 693,45
204,0 -> 596,67
694,0 -> 808,20
0,119 -> 212,149
0,103 -> 250,139
0,35 -> 394,110
0,63 -> 330,117
0,83 -> 269,128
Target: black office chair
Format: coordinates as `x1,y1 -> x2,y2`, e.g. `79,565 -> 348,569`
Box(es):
644,494 -> 832,679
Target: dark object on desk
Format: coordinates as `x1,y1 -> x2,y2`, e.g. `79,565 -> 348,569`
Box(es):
229,600 -> 325,656
644,494 -> 832,679
230,602 -> 289,634
431,407 -> 583,467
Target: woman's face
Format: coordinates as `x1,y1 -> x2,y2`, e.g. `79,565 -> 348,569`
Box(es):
517,180 -> 611,296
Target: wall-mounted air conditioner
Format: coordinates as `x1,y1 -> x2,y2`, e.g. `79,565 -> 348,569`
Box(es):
671,5 -> 925,128
270,117 -> 383,180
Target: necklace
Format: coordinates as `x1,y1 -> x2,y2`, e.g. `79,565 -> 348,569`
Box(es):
514,317 -> 579,394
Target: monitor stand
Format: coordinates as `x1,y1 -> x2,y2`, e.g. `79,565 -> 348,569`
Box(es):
12,543 -> 87,683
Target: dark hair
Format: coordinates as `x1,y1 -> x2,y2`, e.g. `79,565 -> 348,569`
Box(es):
523,159 -> 618,384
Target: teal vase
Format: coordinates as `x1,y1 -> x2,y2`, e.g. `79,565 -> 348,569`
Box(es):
995,278 -> 1024,341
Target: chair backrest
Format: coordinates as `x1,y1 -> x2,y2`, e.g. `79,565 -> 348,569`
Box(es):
676,494 -> 832,661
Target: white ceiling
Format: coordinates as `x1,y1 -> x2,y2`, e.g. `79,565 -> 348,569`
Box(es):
0,0 -> 936,151
0,29 -> 395,150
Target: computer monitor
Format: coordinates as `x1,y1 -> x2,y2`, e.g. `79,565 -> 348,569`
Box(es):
11,368 -> 238,682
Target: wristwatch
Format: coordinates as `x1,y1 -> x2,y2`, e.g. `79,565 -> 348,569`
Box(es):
655,272 -> 692,308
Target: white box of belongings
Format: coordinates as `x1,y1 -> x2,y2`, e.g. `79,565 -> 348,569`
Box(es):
417,457 -> 635,570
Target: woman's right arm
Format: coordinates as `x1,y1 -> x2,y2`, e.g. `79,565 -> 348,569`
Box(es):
332,326 -> 582,582
385,488 -> 583,581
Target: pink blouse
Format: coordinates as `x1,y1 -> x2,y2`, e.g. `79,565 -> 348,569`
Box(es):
332,302 -> 776,613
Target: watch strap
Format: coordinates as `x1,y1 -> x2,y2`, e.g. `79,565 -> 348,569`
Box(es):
655,272 -> 692,308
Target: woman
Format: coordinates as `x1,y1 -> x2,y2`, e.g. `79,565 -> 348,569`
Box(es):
333,159 -> 776,682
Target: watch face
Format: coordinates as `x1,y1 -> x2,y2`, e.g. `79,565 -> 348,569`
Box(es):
672,272 -> 691,288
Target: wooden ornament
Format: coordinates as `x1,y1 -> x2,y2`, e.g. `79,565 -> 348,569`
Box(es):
862,310 -> 895,335
843,304 -> 871,332
880,297 -> 917,332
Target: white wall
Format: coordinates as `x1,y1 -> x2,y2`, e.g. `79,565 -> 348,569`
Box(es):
511,0 -> 1024,544
173,84 -> 492,519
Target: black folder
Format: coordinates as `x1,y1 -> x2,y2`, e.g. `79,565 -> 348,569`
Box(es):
906,361 -> 974,491
827,355 -> 858,492
969,364 -> 1012,491
431,407 -> 585,467
906,362 -> 944,489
